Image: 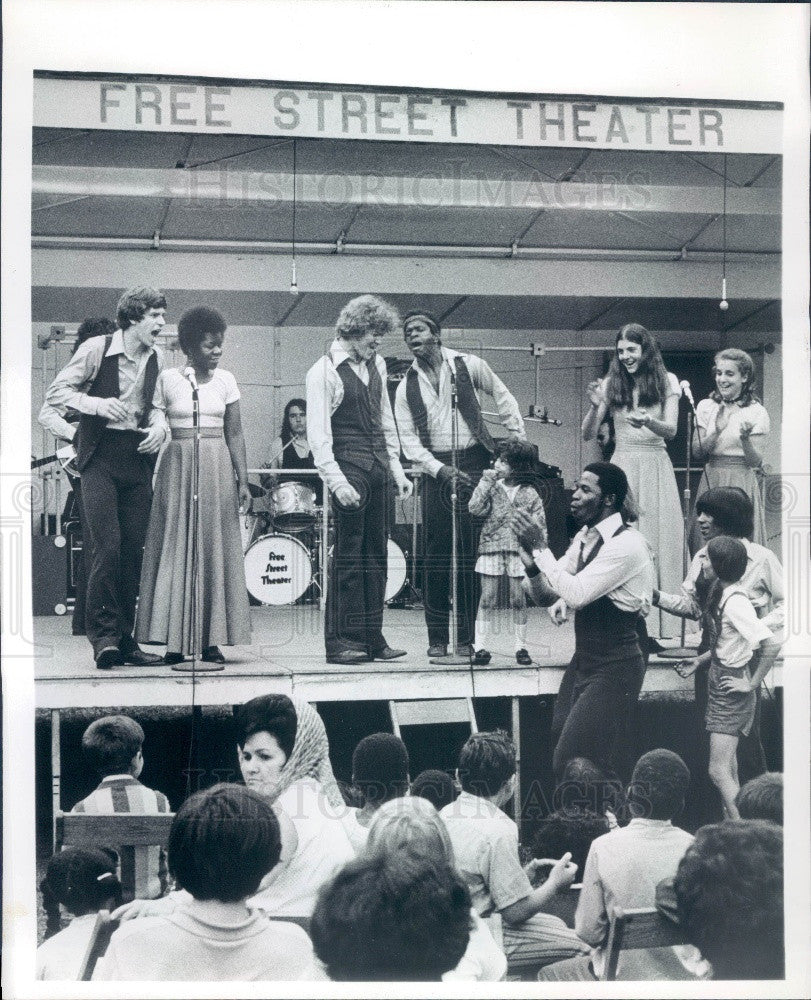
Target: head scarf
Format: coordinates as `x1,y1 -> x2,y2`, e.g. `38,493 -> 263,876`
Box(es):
402,310 -> 441,339
275,697 -> 344,808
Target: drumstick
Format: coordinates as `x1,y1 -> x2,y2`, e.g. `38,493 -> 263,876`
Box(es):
266,436 -> 302,467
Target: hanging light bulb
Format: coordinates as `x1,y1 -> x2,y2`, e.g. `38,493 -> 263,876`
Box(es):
289,258 -> 299,296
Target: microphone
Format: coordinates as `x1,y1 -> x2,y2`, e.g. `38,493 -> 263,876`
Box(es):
679,380 -> 696,410
184,366 -> 199,392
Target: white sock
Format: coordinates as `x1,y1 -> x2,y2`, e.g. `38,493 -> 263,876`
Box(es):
475,619 -> 491,651
514,620 -> 528,651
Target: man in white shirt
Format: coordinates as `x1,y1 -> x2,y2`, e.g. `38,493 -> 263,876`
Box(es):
394,311 -> 525,656
306,295 -> 412,665
41,288 -> 168,670
514,462 -> 654,780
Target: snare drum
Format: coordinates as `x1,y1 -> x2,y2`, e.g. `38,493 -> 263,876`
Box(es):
385,539 -> 407,603
244,533 -> 313,605
270,482 -> 317,531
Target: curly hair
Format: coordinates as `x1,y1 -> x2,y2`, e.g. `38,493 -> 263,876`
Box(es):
351,733 -> 410,807
710,348 -> 760,407
674,820 -> 783,980
177,306 -> 227,355
604,323 -> 670,409
335,295 -> 400,341
115,287 -> 166,330
626,748 -> 690,821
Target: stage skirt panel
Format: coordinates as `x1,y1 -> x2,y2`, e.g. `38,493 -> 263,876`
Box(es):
136,434 -> 251,653
690,455 -> 767,550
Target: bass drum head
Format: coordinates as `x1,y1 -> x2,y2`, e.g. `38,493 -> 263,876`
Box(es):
385,538 -> 407,603
244,533 -> 313,605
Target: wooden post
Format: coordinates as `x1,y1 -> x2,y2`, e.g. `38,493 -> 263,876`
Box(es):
511,696 -> 522,835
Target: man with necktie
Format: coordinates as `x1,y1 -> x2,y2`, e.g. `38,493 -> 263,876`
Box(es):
513,462 -> 654,780
306,295 -> 413,665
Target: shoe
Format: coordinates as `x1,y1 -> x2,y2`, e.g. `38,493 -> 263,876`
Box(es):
163,652 -> 184,665
472,648 -> 491,665
202,646 -> 226,664
96,646 -> 124,670
427,643 -> 448,657
515,648 -> 533,665
455,643 -> 474,657
326,649 -> 371,665
371,646 -> 407,661
121,646 -> 164,666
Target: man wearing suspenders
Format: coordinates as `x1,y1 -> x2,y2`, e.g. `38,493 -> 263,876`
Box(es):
42,287 -> 168,670
514,462 -> 654,781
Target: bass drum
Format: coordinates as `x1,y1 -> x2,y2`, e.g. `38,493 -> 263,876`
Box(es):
385,539 -> 407,603
244,533 -> 313,606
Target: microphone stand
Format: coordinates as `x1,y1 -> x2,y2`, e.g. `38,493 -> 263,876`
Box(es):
173,368 -> 223,673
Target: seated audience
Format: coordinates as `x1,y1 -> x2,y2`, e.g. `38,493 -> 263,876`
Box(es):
341,732 -> 410,852
366,796 -> 507,981
310,851 -> 471,981
735,771 -> 783,825
540,748 -> 694,981
673,820 -> 784,980
411,768 -> 459,811
73,715 -> 170,900
95,784 -> 317,981
553,756 -> 624,826
440,731 -> 587,974
37,848 -> 122,980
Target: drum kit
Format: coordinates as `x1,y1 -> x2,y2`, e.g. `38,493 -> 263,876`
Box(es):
241,481 -> 411,607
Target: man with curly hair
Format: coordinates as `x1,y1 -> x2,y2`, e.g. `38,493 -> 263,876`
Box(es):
307,295 -> 413,664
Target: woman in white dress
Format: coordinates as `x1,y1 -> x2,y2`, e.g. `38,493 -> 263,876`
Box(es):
582,323 -> 683,639
136,307 -> 251,664
691,348 -> 770,548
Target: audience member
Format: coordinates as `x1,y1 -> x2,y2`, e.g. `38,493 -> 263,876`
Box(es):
366,796 -> 507,981
341,732 -> 410,851
735,772 -> 783,825
73,715 -> 170,900
95,784 -> 317,981
553,756 -> 624,827
311,851 -> 471,981
37,848 -> 121,980
540,749 -> 694,981
411,768 -> 458,811
440,731 -> 587,974
673,820 -> 784,980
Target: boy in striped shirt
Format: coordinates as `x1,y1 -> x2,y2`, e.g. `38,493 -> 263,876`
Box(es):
73,715 -> 170,900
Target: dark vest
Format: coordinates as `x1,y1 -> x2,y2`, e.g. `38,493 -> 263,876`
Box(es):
279,438 -> 322,503
404,354 -> 495,453
75,336 -> 159,472
573,523 -> 639,653
330,355 -> 389,472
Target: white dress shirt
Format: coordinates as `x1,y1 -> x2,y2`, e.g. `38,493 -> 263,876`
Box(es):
394,347 -> 525,478
305,339 -> 407,495
533,512 -> 653,613
715,586 -> 773,670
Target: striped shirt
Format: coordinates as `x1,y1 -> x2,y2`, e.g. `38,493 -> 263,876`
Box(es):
72,775 -> 170,900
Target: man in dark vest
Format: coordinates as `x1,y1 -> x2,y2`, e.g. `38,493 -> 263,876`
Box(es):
513,462 -> 654,780
42,287 -> 169,669
306,295 -> 413,665
394,312 -> 525,657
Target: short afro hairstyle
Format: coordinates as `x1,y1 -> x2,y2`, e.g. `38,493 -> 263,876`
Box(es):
695,487 -> 755,540
335,295 -> 400,341
674,820 -> 783,980
457,730 -> 516,798
169,783 -> 282,902
707,535 -> 748,585
115,286 -> 166,330
496,438 -> 538,476
411,769 -> 458,811
311,852 -> 471,980
351,733 -> 410,807
736,772 -> 783,826
81,715 -> 144,777
627,748 -> 690,821
177,306 -> 227,355
583,461 -> 629,510
234,694 -> 297,760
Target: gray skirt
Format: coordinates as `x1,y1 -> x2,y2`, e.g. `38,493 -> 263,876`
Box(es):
705,657 -> 756,736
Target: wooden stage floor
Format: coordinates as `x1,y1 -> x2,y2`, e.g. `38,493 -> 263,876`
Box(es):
31,605 -> 719,710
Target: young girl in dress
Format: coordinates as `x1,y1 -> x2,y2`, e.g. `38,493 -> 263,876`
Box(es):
677,535 -> 780,819
37,848 -> 121,980
582,323 -> 683,639
468,439 -> 547,666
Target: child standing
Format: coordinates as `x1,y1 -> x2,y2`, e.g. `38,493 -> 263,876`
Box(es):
678,536 -> 780,818
468,439 -> 547,665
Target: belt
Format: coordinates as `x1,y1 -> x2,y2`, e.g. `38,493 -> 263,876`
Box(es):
171,427 -> 223,439
707,455 -> 749,467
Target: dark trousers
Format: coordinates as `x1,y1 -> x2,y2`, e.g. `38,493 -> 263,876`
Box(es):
80,431 -> 153,658
551,638 -> 645,781
69,480 -> 91,635
325,460 -> 390,657
421,443 -> 489,648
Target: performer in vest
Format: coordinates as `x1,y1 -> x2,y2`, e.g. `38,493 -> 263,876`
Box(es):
306,295 -> 413,665
394,311 -> 525,657
42,287 -> 169,670
513,462 -> 654,781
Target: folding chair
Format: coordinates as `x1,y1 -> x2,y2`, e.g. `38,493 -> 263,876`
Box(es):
601,905 -> 690,981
